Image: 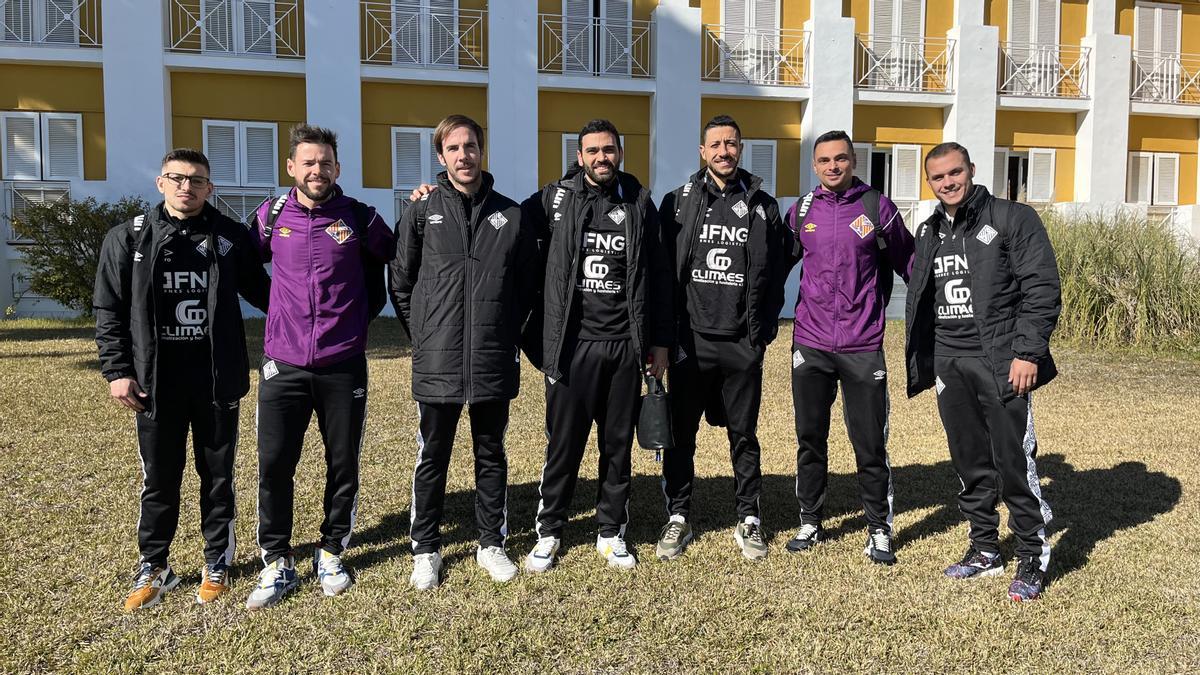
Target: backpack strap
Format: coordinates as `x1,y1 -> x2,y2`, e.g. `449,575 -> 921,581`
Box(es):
261,194 -> 289,238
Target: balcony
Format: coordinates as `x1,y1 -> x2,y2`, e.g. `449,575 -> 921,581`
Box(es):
702,25 -> 808,87
999,43 -> 1089,98
3,181 -> 70,243
856,35 -> 955,93
209,187 -> 273,224
361,2 -> 485,69
0,0 -> 101,48
1131,50 -> 1200,105
538,13 -> 652,79
167,0 -> 302,59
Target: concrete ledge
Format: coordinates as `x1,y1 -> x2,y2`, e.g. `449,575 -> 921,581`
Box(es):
700,82 -> 810,100
360,64 -> 488,86
163,52 -> 305,76
537,73 -> 655,93
0,45 -> 101,65
1129,101 -> 1200,118
997,95 -> 1090,112
855,89 -> 954,107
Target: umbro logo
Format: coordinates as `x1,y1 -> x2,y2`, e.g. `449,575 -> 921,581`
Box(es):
873,370 -> 886,380
428,214 -> 444,225
353,387 -> 366,398
133,251 -> 144,263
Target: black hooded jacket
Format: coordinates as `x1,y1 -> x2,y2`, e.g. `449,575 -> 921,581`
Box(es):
521,165 -> 674,381
93,202 -> 271,419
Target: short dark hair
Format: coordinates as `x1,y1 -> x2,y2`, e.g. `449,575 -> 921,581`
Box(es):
813,130 -> 853,152
702,115 -> 742,142
161,148 -> 210,172
433,114 -> 485,155
925,142 -> 972,167
289,124 -> 339,161
578,119 -> 622,151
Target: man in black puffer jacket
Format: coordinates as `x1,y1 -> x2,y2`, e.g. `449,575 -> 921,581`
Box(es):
519,119 -> 673,574
907,142 -> 1061,603
390,115 -> 540,590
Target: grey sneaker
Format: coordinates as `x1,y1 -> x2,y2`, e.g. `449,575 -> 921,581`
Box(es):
733,520 -> 768,560
655,520 -> 693,560
245,556 -> 299,609
313,548 -> 353,596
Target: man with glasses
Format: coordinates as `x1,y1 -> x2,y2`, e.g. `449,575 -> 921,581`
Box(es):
95,148 -> 271,611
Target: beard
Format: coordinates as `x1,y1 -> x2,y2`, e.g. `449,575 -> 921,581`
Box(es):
296,180 -> 334,203
583,161 -> 617,186
708,157 -> 738,179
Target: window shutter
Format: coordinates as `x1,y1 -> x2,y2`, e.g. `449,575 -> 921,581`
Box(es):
752,0 -> 777,31
723,0 -> 748,31
201,0 -> 233,52
2,0 -> 31,42
853,143 -> 872,185
241,0 -> 276,55
1035,0 -> 1057,45
890,144 -> 921,201
393,128 -> 424,189
563,133 -> 580,175
242,123 -> 277,187
744,140 -> 776,196
1153,152 -> 1179,205
1126,152 -> 1152,203
203,121 -> 240,186
898,0 -> 921,40
2,113 -> 42,180
392,2 -> 420,64
428,130 -> 441,184
601,0 -> 632,76
871,0 -> 894,41
428,0 -> 458,66
42,113 -> 82,180
993,150 -> 1009,198
42,0 -> 80,45
1027,148 -> 1055,202
1010,0 -> 1031,45
1158,4 -> 1181,53
563,0 -> 593,73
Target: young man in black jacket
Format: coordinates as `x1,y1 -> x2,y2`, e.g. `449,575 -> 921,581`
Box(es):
94,149 -> 271,611
391,115 -> 540,590
521,119 -> 673,573
656,116 -> 794,561
907,142 -> 1062,602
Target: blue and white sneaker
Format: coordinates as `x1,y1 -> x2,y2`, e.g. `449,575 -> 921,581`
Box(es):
313,548 -> 353,597
524,537 -> 560,574
944,546 -> 1005,580
245,555 -> 299,609
1008,557 -> 1045,602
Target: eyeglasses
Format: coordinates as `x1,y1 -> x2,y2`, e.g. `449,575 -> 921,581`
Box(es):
161,173 -> 212,188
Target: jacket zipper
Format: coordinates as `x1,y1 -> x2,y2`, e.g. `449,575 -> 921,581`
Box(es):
307,208 -> 318,366
621,200 -> 640,356
455,194 -> 475,403
742,188 -> 755,342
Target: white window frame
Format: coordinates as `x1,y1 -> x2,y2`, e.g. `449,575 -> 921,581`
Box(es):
1134,1 -> 1182,54
203,119 -> 278,188
1026,147 -> 1056,203
391,126 -> 436,190
1128,151 -> 1180,206
741,138 -> 777,195
562,132 -> 625,175
1,112 -> 43,181
1008,0 -> 1060,46
889,143 -> 922,202
853,142 -> 872,186
869,0 -> 925,42
1,111 -> 83,181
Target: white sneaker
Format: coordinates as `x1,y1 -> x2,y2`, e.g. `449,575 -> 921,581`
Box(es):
245,556 -> 299,610
313,548 -> 353,596
410,552 -> 442,591
596,534 -> 636,570
476,545 -> 519,582
524,536 -> 561,574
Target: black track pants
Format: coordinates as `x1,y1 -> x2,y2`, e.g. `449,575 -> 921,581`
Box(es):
934,355 -> 1053,571
663,331 -> 764,522
135,386 -> 239,567
535,339 -> 640,540
410,399 -> 510,555
255,354 -> 368,564
791,344 -> 894,533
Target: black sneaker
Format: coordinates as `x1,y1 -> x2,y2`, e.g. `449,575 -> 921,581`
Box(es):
944,546 -> 1005,579
863,529 -> 896,565
785,523 -> 823,553
1008,557 -> 1045,602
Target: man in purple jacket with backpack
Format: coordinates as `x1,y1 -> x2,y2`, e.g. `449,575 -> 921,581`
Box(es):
784,130 -> 915,564
244,125 -> 396,608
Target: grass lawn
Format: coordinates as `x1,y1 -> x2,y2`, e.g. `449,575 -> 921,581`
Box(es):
2,318 -> 1198,672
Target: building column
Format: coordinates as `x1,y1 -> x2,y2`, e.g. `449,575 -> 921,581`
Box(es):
800,0 -> 855,194
101,0 -> 171,201
487,3 -> 539,200
304,0 -> 363,193
943,0 -> 998,192
650,0 -> 701,195
1075,33 -> 1131,207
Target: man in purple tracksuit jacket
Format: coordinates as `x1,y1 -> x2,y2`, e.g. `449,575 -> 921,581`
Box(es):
784,130 -> 915,565
244,125 -> 396,609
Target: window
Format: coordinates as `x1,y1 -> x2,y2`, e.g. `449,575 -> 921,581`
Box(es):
889,144 -> 922,202
1,111 -> 83,181
393,0 -> 458,67
853,142 -> 873,186
868,0 -> 924,87
1026,148 -> 1055,203
202,120 -> 278,188
3,181 -> 69,243
1007,0 -> 1060,94
561,132 -> 625,176
392,126 -> 441,190
741,139 -> 776,196
720,0 -> 779,82
1127,151 -> 1178,206
562,0 -> 633,76
1,0 -> 81,45
1009,0 -> 1058,46
201,0 -> 277,55
1133,2 -> 1182,100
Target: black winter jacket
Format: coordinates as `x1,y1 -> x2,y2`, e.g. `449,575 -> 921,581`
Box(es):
522,166 -> 674,381
905,186 -> 1062,401
93,203 -> 271,419
659,168 -> 794,347
389,171 -> 540,403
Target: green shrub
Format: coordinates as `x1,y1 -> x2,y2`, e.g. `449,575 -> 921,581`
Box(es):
11,195 -> 149,316
1045,210 -> 1200,353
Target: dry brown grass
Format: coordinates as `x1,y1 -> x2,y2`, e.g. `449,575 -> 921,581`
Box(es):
1,319 -> 1198,672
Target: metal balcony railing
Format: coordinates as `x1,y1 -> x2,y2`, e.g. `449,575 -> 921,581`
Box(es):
210,188 -> 274,224
167,0 -> 302,58
3,181 -> 70,243
1131,50 -> 1200,104
856,35 -> 955,93
0,0 -> 101,47
361,2 -> 485,69
538,13 -> 652,78
999,43 -> 1089,98
702,25 -> 808,86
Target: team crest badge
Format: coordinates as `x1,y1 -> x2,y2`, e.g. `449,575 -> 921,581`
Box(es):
755,205 -> 766,220
195,239 -> 208,256
608,207 -> 626,224
977,225 -> 998,245
793,350 -> 805,368
849,215 -> 874,239
325,220 -> 353,245
489,212 -> 508,230
731,200 -> 749,219
217,236 -> 233,256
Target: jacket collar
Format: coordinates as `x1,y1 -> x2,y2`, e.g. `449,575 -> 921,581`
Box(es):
813,177 -> 871,202
435,169 -> 495,204
688,167 -> 761,196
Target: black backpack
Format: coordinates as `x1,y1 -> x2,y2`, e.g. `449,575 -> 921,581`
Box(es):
794,187 -> 894,305
258,194 -> 388,320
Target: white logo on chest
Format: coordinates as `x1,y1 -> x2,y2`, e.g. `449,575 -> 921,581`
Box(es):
976,225 -> 998,245
488,212 -> 508,230
608,207 -> 626,225
731,200 -> 749,219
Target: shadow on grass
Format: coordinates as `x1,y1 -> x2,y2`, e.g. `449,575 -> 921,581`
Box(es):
0,325 -> 95,342
344,453 -> 1180,581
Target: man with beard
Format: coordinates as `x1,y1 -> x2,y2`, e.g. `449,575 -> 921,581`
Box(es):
907,142 -> 1060,601
783,130 -> 914,566
95,149 -> 270,610
391,115 -> 540,590
245,125 -> 395,609
656,115 -> 793,561
521,119 -> 673,573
